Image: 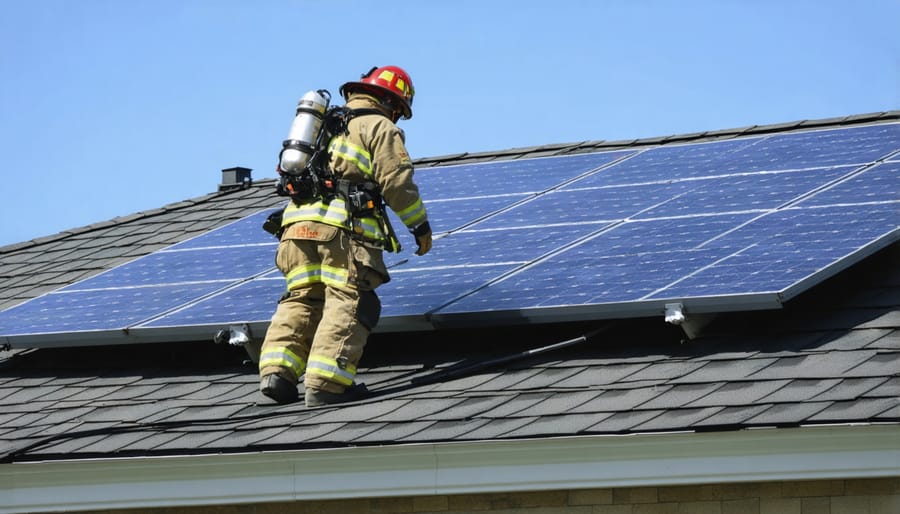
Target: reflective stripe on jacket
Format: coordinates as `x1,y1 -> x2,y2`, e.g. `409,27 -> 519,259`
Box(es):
281,198 -> 390,247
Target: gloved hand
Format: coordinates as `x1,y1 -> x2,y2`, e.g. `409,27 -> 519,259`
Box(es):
412,222 -> 432,256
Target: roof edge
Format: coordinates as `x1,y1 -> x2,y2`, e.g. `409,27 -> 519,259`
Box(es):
2,424 -> 897,513
414,110 -> 900,167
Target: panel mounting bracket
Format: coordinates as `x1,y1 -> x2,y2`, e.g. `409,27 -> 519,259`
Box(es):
664,302 -> 715,340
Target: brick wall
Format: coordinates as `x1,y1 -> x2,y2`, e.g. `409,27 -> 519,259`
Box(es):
84,477 -> 900,514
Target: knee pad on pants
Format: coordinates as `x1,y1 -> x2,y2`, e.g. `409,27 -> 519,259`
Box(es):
357,290 -> 382,331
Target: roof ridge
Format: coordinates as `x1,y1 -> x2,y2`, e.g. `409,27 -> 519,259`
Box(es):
0,182 -> 273,254
413,110 -> 900,167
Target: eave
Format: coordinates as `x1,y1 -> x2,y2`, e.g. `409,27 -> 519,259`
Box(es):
2,424 -> 897,513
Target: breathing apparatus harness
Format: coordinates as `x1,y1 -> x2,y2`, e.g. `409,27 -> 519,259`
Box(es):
264,90 -> 400,251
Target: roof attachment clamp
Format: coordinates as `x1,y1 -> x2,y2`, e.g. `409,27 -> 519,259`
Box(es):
214,323 -> 262,365
214,324 -> 252,347
664,302 -> 714,340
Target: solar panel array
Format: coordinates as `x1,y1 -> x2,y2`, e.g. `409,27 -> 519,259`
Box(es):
1,123 -> 897,347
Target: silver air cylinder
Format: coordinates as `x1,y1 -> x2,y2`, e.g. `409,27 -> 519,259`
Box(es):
279,89 -> 330,175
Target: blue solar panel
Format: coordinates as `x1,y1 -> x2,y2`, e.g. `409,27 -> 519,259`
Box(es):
415,151 -> 634,200
0,122 -> 897,346
654,203 -> 900,298
168,209 -> 276,250
143,277 -> 285,328
60,245 -> 274,290
0,283 -> 227,336
633,166 -> 857,219
797,161 -> 900,206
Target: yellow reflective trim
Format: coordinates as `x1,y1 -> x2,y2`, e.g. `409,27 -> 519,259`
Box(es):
259,347 -> 306,376
285,263 -> 321,289
396,197 -> 427,228
285,263 -> 349,290
307,354 -> 356,386
378,70 -> 395,83
282,199 -> 350,228
329,137 -> 373,177
320,264 -> 350,288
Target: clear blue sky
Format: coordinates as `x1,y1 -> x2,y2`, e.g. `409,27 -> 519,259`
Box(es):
1,0 -> 897,247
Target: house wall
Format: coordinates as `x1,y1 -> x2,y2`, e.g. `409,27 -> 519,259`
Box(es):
82,477 -> 899,514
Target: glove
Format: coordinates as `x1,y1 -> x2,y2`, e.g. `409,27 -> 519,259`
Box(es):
412,222 -> 432,256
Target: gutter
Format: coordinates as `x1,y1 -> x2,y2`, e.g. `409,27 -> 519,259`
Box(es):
1,424 -> 898,513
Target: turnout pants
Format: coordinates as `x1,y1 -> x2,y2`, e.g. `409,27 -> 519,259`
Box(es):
259,221 -> 385,394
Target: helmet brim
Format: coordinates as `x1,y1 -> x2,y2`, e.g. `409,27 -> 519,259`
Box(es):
340,81 -> 413,120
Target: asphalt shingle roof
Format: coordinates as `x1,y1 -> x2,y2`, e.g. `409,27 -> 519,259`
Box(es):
0,112 -> 897,464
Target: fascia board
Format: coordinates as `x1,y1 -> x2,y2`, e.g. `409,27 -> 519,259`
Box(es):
1,425 -> 898,513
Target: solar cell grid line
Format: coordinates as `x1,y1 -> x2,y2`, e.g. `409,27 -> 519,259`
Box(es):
715,122 -> 900,174
565,137 -> 764,188
0,208 -> 282,345
797,161 -> 900,207
164,208 -> 279,250
688,160 -> 898,253
139,274 -> 285,329
651,203 -> 900,301
0,282 -> 231,339
413,149 -> 636,201
633,165 -> 860,221
153,222 -> 612,329
566,123 -> 900,190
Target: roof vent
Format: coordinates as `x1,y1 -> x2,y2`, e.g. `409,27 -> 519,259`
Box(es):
219,167 -> 253,192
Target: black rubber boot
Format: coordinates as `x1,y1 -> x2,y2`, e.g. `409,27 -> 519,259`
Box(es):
260,374 -> 298,404
304,383 -> 369,407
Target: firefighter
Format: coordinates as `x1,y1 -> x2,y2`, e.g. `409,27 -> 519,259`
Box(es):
258,65 -> 432,407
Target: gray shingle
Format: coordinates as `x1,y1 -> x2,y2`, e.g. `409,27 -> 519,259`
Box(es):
117,431 -> 188,452
639,383 -> 725,410
815,329 -> 893,351
503,413 -> 613,438
352,421 -> 435,443
459,417 -> 539,440
692,404 -> 772,428
686,379 -> 791,408
427,395 -> 514,420
746,401 -> 832,425
572,385 -> 673,413
813,377 -> 890,401
373,397 -> 467,422
397,419 -> 489,442
556,362 -> 650,387
479,392 -> 552,418
859,377 -> 900,399
59,385 -> 126,402
587,409 -> 665,433
807,398 -> 900,422
843,352 -> 900,377
673,358 -> 778,383
758,379 -> 842,404
304,399 -> 410,424
633,407 -> 723,432
0,385 -> 67,404
517,390 -> 605,417
507,367 -> 586,390
749,351 -> 877,380
629,360 -> 707,382
868,332 -> 900,350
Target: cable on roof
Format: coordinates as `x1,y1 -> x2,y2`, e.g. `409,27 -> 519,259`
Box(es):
0,324 -> 614,463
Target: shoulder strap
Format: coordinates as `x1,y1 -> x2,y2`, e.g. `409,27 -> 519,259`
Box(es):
324,107 -> 388,135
